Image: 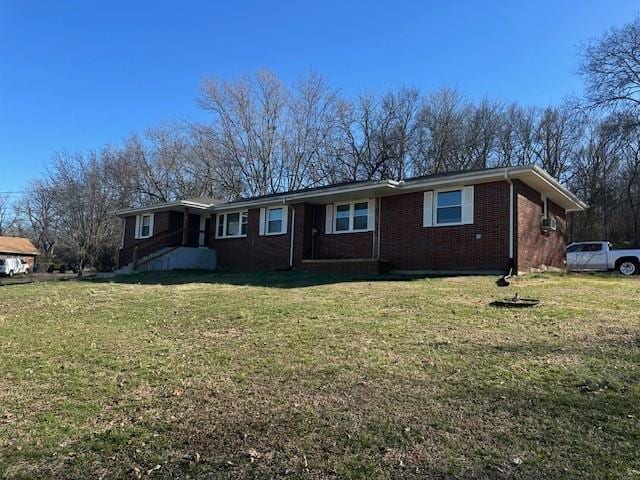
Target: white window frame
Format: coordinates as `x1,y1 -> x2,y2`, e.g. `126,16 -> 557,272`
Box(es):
423,186 -> 474,228
215,210 -> 248,239
266,206 -> 285,235
434,188 -> 464,226
135,213 -> 154,239
333,200 -> 370,234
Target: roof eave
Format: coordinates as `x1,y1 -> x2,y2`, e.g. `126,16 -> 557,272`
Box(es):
114,200 -> 215,218
212,179 -> 401,211
515,166 -> 588,212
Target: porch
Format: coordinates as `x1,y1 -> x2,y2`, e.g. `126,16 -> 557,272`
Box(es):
118,207 -> 212,270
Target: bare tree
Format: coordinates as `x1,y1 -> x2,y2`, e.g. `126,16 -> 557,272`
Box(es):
0,194 -> 16,235
414,88 -> 466,174
199,70 -> 285,196
580,17 -> 640,121
16,181 -> 58,262
532,106 -> 584,180
49,151 -> 121,272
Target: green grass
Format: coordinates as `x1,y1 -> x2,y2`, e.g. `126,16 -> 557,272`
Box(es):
1,271 -> 639,479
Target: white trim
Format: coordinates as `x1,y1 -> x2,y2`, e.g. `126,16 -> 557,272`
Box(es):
331,199 -> 371,234
115,166 -> 587,220
134,215 -> 140,239
258,208 -> 266,236
423,191 -> 433,227
289,208 -> 295,268
367,198 -> 375,232
115,199 -> 216,217
461,186 -> 474,224
376,197 -> 382,258
324,204 -> 333,234
508,180 -> 514,260
215,209 -> 248,239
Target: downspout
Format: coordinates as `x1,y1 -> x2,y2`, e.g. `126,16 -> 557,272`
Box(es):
503,171 -> 515,281
288,200 -> 295,269
376,196 -> 382,259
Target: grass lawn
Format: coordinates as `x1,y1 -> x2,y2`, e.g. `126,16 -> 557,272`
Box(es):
1,271 -> 639,479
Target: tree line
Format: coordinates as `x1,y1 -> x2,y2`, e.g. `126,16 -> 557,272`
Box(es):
2,18 -> 640,270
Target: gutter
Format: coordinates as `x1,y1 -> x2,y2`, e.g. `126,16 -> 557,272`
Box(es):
289,208 -> 296,268
504,171 -> 515,269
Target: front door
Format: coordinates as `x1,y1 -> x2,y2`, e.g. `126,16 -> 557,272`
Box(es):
187,213 -> 200,246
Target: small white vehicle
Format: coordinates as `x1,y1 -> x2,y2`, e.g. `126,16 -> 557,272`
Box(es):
566,241 -> 640,276
0,256 -> 30,277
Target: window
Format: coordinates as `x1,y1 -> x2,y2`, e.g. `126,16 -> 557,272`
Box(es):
332,201 -> 369,233
135,213 -> 154,239
140,215 -> 152,237
335,204 -> 351,232
423,186 -> 473,227
267,207 -> 283,234
353,202 -> 368,230
216,210 -> 248,238
435,190 -> 462,225
541,195 -> 548,218
568,243 -> 602,253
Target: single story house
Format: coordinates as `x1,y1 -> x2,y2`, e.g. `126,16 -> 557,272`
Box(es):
0,236 -> 39,269
115,165 -> 587,275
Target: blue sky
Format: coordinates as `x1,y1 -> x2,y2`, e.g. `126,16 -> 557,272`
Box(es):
1,1 -> 638,193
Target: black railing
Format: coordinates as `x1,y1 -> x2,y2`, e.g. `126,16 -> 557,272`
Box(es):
118,228 -> 184,268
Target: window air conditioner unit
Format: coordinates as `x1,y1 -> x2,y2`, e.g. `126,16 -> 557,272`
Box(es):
541,217 -> 557,231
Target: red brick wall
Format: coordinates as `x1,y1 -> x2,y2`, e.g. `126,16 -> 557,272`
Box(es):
379,181 -> 511,271
210,208 -> 292,271
311,205 -> 374,259
514,181 -> 567,272
121,211 -> 182,250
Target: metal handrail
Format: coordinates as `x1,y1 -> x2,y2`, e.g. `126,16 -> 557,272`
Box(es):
118,229 -> 179,267
132,228 -> 184,268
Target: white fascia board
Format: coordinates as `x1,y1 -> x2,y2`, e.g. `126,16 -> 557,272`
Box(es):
212,180 -> 401,211
400,165 -> 587,212
398,166 -> 523,192
114,200 -> 214,217
526,166 -> 588,211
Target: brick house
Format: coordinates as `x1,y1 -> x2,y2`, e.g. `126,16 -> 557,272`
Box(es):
115,165 -> 587,275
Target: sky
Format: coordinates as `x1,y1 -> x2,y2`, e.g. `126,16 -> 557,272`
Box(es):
1,0 -> 639,194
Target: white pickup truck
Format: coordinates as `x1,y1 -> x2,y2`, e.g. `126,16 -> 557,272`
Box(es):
0,256 -> 30,277
566,241 -> 640,275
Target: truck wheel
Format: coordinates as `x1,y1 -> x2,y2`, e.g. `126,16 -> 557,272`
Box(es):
618,260 -> 638,276
8,270 -> 13,278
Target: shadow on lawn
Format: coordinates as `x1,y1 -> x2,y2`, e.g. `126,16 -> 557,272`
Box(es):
88,269 -> 468,289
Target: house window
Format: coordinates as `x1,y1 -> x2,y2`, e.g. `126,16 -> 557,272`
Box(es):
266,207 -> 285,234
435,190 -> 462,225
216,210 -> 248,238
334,201 -> 369,233
541,196 -> 548,218
137,213 -> 154,239
335,204 -> 351,232
353,202 -> 368,230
